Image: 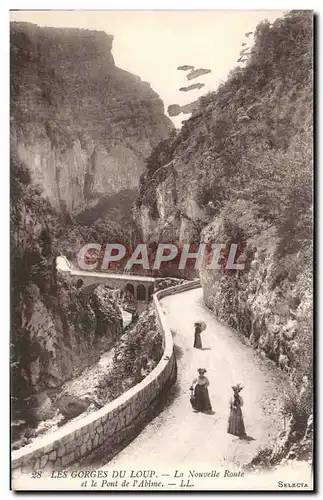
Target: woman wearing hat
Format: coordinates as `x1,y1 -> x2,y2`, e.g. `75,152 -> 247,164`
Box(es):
193,321 -> 203,349
227,384 -> 246,437
190,368 -> 212,413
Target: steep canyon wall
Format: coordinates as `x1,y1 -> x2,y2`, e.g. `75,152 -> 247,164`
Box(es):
135,12 -> 313,389
11,22 -> 174,214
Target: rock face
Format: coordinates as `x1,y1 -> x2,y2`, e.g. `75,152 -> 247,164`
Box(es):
199,212 -> 312,375
154,277 -> 186,292
135,12 -> 313,387
10,22 -> 174,213
135,12 -> 313,465
10,151 -> 124,432
14,275 -> 123,425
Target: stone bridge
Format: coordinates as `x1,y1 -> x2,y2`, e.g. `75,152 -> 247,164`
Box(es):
56,256 -> 155,303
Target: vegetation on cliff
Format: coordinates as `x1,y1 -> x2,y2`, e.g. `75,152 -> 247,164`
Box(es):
10,152 -> 163,447
10,153 -> 123,440
136,10 -> 313,463
10,21 -> 174,213
98,307 -> 163,401
10,22 -> 175,442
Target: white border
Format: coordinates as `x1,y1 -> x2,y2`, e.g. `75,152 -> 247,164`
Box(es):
2,3 -> 319,499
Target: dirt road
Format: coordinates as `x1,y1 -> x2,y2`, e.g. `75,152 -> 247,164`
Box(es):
101,287 -> 286,470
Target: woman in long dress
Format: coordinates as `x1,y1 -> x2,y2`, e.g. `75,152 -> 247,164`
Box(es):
190,368 -> 212,413
227,384 -> 246,437
193,322 -> 203,349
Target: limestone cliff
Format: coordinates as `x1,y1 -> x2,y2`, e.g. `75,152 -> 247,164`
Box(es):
10,22 -> 173,213
10,152 -> 123,443
135,10 -> 313,450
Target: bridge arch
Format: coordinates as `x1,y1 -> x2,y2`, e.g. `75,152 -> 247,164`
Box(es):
137,284 -> 146,301
125,283 -> 135,297
57,256 -> 156,303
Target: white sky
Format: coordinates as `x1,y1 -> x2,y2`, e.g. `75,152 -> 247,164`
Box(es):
10,10 -> 287,127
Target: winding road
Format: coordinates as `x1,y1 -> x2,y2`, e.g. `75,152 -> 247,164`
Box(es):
100,287 -> 286,471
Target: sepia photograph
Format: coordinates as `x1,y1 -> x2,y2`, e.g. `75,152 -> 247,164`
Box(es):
9,8 -> 313,491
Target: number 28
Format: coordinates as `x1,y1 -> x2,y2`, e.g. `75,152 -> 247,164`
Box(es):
31,471 -> 42,479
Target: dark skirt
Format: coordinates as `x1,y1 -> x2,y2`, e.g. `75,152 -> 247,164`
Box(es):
227,406 -> 246,437
194,331 -> 202,349
194,384 -> 212,412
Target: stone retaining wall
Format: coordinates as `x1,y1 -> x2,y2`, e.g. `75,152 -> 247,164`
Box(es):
12,279 -> 201,476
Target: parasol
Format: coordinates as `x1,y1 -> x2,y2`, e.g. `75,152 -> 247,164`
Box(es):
195,321 -> 207,331
200,321 -> 207,332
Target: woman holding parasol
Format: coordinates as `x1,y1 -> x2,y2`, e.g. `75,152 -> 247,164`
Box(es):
190,368 -> 212,413
227,384 -> 246,438
193,320 -> 206,349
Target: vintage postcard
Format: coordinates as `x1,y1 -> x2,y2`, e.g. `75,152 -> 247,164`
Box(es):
10,9 -> 314,491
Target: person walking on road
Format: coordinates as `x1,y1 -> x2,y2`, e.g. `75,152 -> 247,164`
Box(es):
193,321 -> 202,349
190,368 -> 213,413
227,384 -> 246,438
193,321 -> 206,349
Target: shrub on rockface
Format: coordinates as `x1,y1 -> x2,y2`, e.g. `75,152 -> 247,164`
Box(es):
138,10 -> 313,375
154,277 -> 187,292
136,11 -> 312,239
201,198 -> 311,372
88,285 -> 123,340
137,130 -> 177,219
282,316 -> 313,441
135,10 -> 313,466
248,376 -> 312,469
98,307 -> 163,402
10,151 -> 124,427
11,151 -> 57,419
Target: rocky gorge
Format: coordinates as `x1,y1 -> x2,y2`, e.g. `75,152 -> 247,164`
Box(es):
10,22 -> 173,448
10,22 -> 173,214
10,11 -> 313,470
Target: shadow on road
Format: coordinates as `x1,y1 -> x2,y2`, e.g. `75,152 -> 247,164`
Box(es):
232,435 -> 256,443
192,410 -> 216,415
173,343 -> 184,360
240,435 -> 256,442
79,377 -> 181,469
163,380 -> 181,410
